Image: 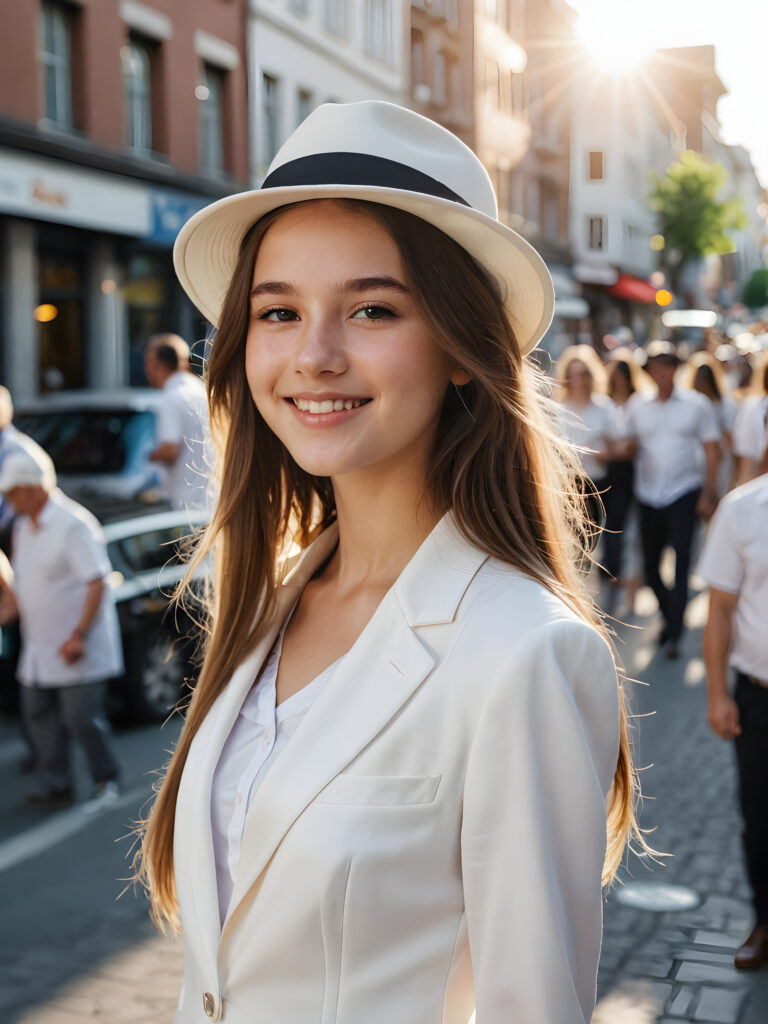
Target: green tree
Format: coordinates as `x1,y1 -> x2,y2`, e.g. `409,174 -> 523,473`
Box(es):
649,151 -> 746,293
741,266 -> 768,310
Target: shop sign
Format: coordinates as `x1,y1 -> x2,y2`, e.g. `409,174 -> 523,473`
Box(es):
147,189 -> 208,245
0,148 -> 150,236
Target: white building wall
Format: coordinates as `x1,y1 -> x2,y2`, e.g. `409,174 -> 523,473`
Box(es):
569,80 -> 674,282
249,0 -> 409,183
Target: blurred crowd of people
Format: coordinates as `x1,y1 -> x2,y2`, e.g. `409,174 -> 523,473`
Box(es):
552,334 -> 768,655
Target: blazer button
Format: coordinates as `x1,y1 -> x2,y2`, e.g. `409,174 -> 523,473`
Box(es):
202,992 -> 218,1020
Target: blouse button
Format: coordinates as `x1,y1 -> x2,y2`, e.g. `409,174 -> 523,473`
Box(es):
235,792 -> 243,804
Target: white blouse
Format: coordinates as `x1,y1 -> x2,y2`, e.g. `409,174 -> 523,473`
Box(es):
211,604 -> 342,926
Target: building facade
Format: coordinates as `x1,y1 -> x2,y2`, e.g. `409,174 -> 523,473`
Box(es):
248,0 -> 409,184
568,63 -> 677,345
409,0 -> 474,149
0,0 -> 249,399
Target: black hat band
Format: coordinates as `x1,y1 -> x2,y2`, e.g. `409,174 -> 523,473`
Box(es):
261,152 -> 471,208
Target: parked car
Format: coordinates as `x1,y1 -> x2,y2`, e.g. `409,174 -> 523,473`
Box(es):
0,508 -> 208,725
13,388 -> 169,522
105,508 -> 208,722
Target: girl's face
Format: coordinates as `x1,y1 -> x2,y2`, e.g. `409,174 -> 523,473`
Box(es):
245,201 -> 468,481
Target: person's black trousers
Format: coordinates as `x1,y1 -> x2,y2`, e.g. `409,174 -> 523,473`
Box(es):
637,487 -> 700,642
734,673 -> 768,924
603,460 -> 634,581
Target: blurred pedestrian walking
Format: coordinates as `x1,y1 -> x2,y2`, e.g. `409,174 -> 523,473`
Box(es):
0,385 -> 55,544
0,451 -> 123,812
699,420 -> 768,969
621,341 -> 721,658
554,344 -> 613,537
603,351 -> 644,615
144,333 -> 210,513
683,351 -> 737,491
732,352 -> 768,485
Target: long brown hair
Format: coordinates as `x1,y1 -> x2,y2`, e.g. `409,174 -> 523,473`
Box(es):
136,198 -> 641,932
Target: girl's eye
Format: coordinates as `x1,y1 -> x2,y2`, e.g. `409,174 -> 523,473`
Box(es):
258,308 -> 298,321
351,304 -> 395,321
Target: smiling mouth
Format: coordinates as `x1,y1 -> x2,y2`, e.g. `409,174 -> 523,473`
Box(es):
290,397 -> 372,413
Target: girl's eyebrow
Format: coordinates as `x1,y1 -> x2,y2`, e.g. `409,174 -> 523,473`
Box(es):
251,276 -> 410,298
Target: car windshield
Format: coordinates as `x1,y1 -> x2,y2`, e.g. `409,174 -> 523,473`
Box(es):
107,524 -> 193,576
13,410 -> 156,475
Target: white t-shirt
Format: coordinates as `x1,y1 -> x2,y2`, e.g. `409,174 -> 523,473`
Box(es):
12,489 -> 124,687
697,473 -> 768,682
156,372 -> 210,511
625,388 -> 721,507
732,394 -> 768,461
557,396 -> 613,482
211,605 -> 341,926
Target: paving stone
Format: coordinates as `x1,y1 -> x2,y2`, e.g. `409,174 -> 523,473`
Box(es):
666,984 -> 699,1016
675,961 -> 746,987
693,985 -> 746,1022
693,931 -> 742,950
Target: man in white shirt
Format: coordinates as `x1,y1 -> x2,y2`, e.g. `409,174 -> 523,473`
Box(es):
0,451 -> 123,812
620,341 -> 721,658
0,385 -> 56,537
698,425 -> 768,969
144,334 -> 210,513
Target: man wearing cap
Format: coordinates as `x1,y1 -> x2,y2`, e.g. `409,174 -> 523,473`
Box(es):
144,334 -> 210,513
0,451 -> 123,812
618,341 -> 721,658
698,424 -> 768,968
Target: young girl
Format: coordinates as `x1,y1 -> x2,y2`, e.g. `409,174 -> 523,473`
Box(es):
139,101 -> 637,1024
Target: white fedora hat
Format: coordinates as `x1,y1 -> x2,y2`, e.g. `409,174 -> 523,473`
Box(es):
174,101 -> 554,355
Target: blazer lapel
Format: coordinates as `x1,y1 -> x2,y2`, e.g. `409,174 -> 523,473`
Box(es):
175,526 -> 342,977
223,513 -> 489,932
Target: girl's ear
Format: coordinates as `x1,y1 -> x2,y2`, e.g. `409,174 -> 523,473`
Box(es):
450,369 -> 472,386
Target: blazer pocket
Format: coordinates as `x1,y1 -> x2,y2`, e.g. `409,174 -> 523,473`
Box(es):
315,773 -> 442,806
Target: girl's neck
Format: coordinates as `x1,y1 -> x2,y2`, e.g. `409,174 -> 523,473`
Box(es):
325,456 -> 442,595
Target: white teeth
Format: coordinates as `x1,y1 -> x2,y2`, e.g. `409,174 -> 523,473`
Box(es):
293,397 -> 367,413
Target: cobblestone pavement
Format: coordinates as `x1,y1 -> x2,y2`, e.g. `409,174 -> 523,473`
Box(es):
1,581 -> 767,1023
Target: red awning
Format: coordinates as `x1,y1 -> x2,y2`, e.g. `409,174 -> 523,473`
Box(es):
603,273 -> 659,304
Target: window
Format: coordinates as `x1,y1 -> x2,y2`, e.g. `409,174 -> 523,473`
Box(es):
587,216 -> 605,250
588,151 -> 604,180
262,73 -> 281,165
325,0 -> 346,36
411,28 -> 425,87
366,0 -> 392,64
39,1 -> 73,128
297,88 -> 313,126
447,55 -> 461,111
199,64 -> 226,176
122,37 -> 153,152
433,50 -> 447,105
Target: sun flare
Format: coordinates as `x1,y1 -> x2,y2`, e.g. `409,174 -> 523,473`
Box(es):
575,11 -> 655,75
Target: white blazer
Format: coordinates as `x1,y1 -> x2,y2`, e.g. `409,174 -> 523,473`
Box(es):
173,514 -> 620,1024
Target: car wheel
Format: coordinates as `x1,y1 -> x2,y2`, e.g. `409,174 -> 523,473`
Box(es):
132,627 -> 188,721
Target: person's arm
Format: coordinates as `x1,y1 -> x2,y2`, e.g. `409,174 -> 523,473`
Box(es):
58,577 -> 104,664
149,441 -> 180,465
461,620 -> 619,1023
703,587 -> 741,739
0,585 -> 18,626
696,441 -> 721,521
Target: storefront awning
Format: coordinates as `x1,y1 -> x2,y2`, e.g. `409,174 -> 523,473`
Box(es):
603,273 -> 658,304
